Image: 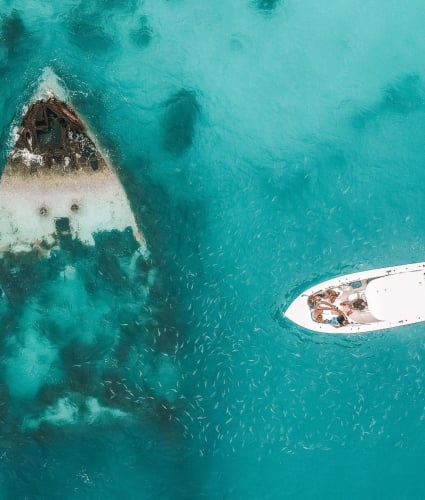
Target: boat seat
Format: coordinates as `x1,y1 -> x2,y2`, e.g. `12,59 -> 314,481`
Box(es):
349,310 -> 380,324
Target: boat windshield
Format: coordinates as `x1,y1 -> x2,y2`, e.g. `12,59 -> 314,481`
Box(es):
365,271 -> 425,321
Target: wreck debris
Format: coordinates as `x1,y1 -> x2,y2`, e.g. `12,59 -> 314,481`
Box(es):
0,97 -> 146,256
12,97 -> 96,169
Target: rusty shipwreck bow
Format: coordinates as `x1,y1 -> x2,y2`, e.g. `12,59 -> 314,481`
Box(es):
0,96 -> 145,255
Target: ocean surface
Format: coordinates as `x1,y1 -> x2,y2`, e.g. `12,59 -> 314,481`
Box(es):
1,1 -> 425,499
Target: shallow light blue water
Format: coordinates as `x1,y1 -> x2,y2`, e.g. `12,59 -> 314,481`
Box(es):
2,1 -> 425,499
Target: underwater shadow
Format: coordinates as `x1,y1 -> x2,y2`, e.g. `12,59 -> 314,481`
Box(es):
253,0 -> 281,12
353,73 -> 425,129
161,89 -> 201,156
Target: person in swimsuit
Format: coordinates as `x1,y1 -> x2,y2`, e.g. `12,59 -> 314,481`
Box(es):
325,314 -> 349,327
313,311 -> 324,323
325,289 -> 339,302
308,288 -> 340,308
341,297 -> 367,315
313,309 -> 348,327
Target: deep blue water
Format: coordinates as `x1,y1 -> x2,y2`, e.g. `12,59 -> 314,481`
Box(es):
2,1 -> 425,499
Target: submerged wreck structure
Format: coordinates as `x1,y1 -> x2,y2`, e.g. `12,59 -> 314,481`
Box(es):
0,96 -> 145,255
0,86 -> 183,434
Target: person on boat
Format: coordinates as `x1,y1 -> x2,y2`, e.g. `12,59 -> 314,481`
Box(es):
315,301 -> 336,312
311,296 -> 340,320
341,297 -> 367,315
308,288 -> 339,307
352,298 -> 367,310
313,311 -> 324,323
325,289 -> 339,302
312,309 -> 349,327
325,313 -> 349,327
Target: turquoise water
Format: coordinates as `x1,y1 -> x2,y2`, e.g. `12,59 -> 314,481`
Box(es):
2,1 -> 425,498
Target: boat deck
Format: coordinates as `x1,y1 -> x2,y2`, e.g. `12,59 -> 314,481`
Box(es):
284,263 -> 425,334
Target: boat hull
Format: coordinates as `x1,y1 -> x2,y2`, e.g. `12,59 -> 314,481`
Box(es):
284,262 -> 425,334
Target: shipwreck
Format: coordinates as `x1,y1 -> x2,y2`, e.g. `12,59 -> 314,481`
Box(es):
0,96 -> 145,255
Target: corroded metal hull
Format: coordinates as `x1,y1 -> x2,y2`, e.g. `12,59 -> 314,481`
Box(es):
0,97 -> 145,255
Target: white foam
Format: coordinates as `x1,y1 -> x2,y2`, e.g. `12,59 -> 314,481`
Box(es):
34,67 -> 68,102
11,148 -> 44,166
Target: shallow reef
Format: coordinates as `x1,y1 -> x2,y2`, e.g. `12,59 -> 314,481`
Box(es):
131,15 -> 153,47
254,0 -> 281,12
162,89 -> 200,156
0,9 -> 25,48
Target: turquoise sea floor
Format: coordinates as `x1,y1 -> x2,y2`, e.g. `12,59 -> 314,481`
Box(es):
2,1 -> 425,498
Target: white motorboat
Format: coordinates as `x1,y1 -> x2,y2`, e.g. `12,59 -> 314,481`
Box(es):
284,262 -> 425,334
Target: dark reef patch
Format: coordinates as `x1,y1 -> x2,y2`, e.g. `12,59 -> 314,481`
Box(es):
131,15 -> 153,47
0,9 -> 25,48
352,73 -> 425,130
254,0 -> 281,11
162,89 -> 200,156
95,0 -> 138,9
93,228 -> 140,258
0,10 -> 38,81
68,11 -> 114,53
382,73 -> 425,114
0,251 -> 45,305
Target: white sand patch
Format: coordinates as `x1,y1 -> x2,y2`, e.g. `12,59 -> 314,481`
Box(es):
23,397 -> 79,430
5,328 -> 60,399
84,397 -> 128,423
0,164 -> 147,253
22,396 -> 128,430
